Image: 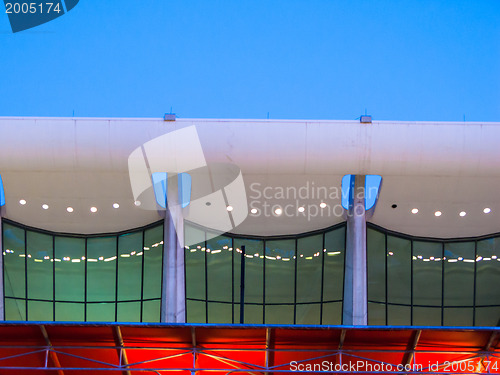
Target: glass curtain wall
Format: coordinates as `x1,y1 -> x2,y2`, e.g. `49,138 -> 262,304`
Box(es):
184,223 -> 346,325
367,224 -> 500,326
6,219 -> 498,326
2,220 -> 163,322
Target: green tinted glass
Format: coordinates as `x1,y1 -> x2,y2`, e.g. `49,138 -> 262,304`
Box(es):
3,221 -> 163,323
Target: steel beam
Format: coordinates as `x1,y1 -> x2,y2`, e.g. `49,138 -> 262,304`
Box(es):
112,326 -> 131,375
338,329 -> 347,350
265,328 -> 275,375
40,325 -> 64,375
402,329 -> 421,371
479,330 -> 499,372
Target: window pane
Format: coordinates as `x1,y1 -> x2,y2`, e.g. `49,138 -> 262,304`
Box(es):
185,225 -> 205,301
143,225 -> 163,300
28,300 -> 53,321
323,227 -> 345,302
475,307 -> 500,326
387,235 -> 411,305
265,239 -> 295,304
240,304 -> 263,324
55,302 -> 84,322
87,237 -> 117,302
367,228 -> 385,304
55,236 -> 85,302
5,298 -> 25,321
3,223 -> 26,299
444,242 -> 474,308
208,302 -> 232,324
265,305 -> 294,324
117,232 -> 143,301
233,302 -> 240,323
117,301 -> 141,322
413,241 -> 442,307
322,302 -> 342,325
186,300 -> 206,323
443,308 -> 472,326
87,303 -> 115,322
207,234 -> 232,303
387,305 -> 410,326
413,306 -> 441,326
476,238 -> 500,306
26,231 -> 53,301
296,304 -> 320,325
142,300 -> 161,323
297,234 -> 322,303
368,302 -> 385,325
234,238 -> 264,304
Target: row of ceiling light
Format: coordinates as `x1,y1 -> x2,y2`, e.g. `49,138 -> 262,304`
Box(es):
411,208 -> 492,217
245,204 -> 328,216
17,200 -> 495,218
245,205 -> 494,217
19,199 -> 120,213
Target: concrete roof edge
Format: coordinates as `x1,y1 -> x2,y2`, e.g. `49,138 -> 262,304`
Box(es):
0,116 -> 499,125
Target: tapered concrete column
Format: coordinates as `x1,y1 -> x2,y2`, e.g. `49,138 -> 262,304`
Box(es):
343,175 -> 367,325
161,204 -> 186,323
0,215 -> 4,321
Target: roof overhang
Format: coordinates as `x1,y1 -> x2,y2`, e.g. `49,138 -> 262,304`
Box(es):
0,117 -> 499,238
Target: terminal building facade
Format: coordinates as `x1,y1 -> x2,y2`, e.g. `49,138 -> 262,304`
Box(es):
1,116 -> 498,327
0,116 -> 499,372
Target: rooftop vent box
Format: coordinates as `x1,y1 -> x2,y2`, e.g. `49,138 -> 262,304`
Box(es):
360,115 -> 372,123
164,113 -> 176,121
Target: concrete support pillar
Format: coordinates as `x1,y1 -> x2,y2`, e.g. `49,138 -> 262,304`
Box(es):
161,204 -> 186,323
343,175 -> 367,325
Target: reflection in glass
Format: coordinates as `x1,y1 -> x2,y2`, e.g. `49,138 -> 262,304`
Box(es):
5,218 -> 500,327
266,239 -> 296,305
185,223 -> 346,325
2,220 -> 163,322
367,225 -> 500,327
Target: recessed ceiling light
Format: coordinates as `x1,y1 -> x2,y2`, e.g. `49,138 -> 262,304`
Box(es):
434,211 -> 442,217
319,202 -> 327,208
67,207 -> 74,213
113,203 -> 119,209
250,208 -> 258,214
42,204 -> 49,210
90,207 -> 97,213
226,205 -> 233,212
134,200 -> 141,206
19,199 -> 27,205
298,206 -> 305,212
411,208 -> 419,214
459,211 -> 466,217
483,207 -> 491,214
274,207 -> 283,216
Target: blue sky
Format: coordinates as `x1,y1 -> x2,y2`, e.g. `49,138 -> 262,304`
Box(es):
0,0 -> 499,121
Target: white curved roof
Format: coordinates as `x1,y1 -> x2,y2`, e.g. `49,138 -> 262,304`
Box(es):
0,117 -> 499,238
